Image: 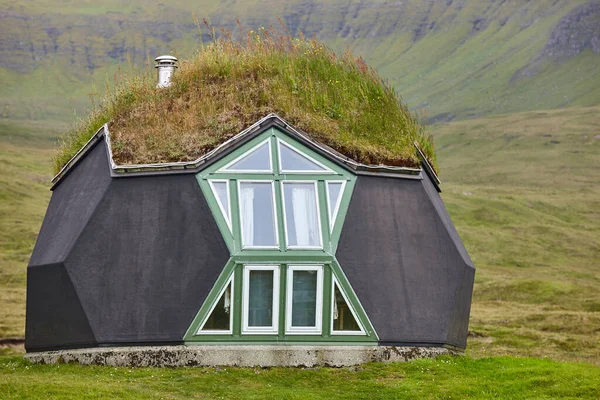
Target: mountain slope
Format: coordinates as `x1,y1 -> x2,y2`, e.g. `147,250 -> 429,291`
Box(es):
1,0 -> 599,131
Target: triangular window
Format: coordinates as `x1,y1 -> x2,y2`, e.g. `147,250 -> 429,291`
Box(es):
220,140 -> 272,172
197,277 -> 233,334
278,140 -> 333,173
331,278 -> 364,334
208,180 -> 232,231
326,181 -> 346,231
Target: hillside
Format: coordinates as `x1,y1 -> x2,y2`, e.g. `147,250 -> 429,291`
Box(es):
1,0 -> 599,132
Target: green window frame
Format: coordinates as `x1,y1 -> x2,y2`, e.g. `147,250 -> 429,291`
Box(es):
186,127 -> 378,344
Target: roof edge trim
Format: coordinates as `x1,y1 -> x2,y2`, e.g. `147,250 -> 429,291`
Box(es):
414,142 -> 441,191
51,124 -> 107,187
52,114 -> 424,186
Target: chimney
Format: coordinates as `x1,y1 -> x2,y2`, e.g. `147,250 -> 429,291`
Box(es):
155,55 -> 178,88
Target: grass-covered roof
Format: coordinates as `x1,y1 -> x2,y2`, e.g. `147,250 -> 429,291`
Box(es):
53,24 -> 436,174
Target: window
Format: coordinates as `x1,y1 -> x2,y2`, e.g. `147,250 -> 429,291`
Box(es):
331,278 -> 364,335
208,180 -> 232,231
286,265 -> 323,334
278,139 -> 333,173
220,139 -> 272,173
197,277 -> 233,334
238,181 -> 278,249
326,181 -> 346,231
190,130 -> 376,342
282,182 -> 322,249
242,265 -> 280,334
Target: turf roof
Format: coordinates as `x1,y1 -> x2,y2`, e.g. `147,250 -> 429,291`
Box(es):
53,25 -> 436,174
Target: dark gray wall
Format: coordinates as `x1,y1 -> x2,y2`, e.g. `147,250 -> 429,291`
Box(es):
26,264 -> 97,350
29,141 -> 111,267
26,143 -> 230,351
336,174 -> 474,348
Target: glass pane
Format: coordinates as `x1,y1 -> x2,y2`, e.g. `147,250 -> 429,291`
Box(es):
279,142 -> 328,172
211,181 -> 230,224
291,270 -> 317,327
248,270 -> 274,327
223,141 -> 271,171
283,183 -> 321,247
327,182 -> 343,225
239,183 -> 277,247
201,282 -> 231,331
333,283 -> 361,331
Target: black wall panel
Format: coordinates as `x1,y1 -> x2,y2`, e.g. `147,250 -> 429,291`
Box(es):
29,142 -> 111,267
25,264 -> 97,351
337,175 -> 473,347
64,174 -> 230,344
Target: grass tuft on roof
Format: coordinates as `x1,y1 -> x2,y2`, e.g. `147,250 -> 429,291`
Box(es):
53,22 -> 436,174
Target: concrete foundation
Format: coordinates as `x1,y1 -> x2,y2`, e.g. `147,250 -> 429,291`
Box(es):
24,345 -> 457,367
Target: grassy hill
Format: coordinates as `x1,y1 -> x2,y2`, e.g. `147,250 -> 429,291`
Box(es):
1,0 -> 599,130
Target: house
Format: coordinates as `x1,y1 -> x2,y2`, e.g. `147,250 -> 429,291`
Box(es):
25,55 -> 474,367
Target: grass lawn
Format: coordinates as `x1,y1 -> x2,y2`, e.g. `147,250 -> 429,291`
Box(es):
0,354 -> 599,399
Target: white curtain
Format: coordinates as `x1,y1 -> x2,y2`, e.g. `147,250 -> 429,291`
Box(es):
240,186 -> 255,246
291,186 -> 318,246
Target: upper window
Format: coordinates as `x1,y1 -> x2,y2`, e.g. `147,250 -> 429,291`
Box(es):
238,181 -> 278,249
220,139 -> 272,173
282,182 -> 322,249
278,139 -> 333,173
206,132 -> 351,253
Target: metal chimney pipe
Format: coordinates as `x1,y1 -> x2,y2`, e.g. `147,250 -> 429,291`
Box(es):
155,55 -> 178,88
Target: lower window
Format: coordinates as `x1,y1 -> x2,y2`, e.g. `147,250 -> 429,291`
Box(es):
285,265 -> 323,334
242,265 -> 280,334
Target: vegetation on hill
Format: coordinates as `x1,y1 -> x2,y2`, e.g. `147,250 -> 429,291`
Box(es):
1,0 -> 598,128
53,24 -> 434,173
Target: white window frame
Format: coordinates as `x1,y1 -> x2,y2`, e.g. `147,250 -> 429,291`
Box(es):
208,179 -> 232,232
325,180 -> 347,232
237,180 -> 280,250
242,265 -> 280,335
330,276 -> 366,336
218,138 -> 273,173
277,138 -> 335,174
196,275 -> 234,335
280,180 -> 324,250
285,265 -> 323,335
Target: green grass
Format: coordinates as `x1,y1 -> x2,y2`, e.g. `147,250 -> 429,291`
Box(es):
0,355 -> 599,399
0,122 -> 54,338
53,27 -> 434,173
433,106 -> 600,365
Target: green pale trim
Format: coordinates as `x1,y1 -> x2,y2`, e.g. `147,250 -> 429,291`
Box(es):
330,259 -> 378,340
187,126 -> 372,344
329,177 -> 355,254
184,261 -> 237,340
185,261 -> 377,344
196,177 -> 236,253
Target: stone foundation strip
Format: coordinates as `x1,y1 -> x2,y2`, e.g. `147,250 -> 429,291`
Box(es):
25,345 -> 456,367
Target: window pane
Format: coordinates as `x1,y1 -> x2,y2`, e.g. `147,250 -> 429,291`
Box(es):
279,142 -> 329,172
291,270 -> 317,327
211,181 -> 231,225
239,182 -> 277,247
201,282 -> 231,331
333,283 -> 361,331
248,270 -> 274,327
283,183 -> 321,248
327,182 -> 343,226
223,141 -> 271,171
